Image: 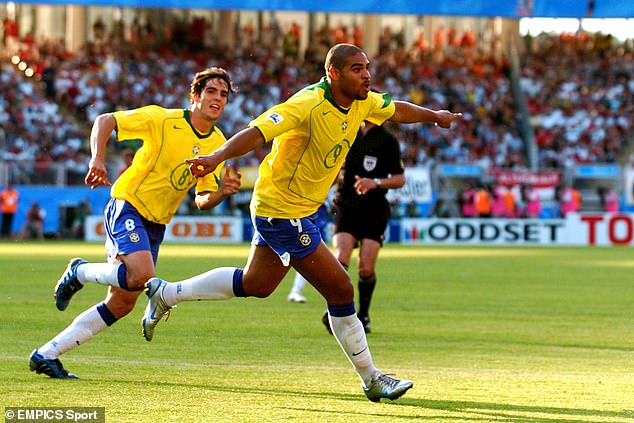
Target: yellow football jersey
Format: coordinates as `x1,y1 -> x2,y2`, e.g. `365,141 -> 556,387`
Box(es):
248,77 -> 395,218
112,105 -> 226,224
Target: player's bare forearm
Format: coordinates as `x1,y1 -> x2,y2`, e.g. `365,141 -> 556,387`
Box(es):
187,127 -> 264,178
85,113 -> 115,189
195,165 -> 242,210
195,191 -> 225,210
390,101 -> 462,128
90,113 -> 116,161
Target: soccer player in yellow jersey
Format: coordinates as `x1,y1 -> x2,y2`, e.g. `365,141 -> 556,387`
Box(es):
143,44 -> 461,402
29,67 -> 241,379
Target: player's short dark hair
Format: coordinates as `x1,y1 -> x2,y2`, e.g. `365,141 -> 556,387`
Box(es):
190,67 -> 235,103
324,43 -> 365,74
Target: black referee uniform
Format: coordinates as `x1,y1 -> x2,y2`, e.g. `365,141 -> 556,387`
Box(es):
333,124 -> 404,244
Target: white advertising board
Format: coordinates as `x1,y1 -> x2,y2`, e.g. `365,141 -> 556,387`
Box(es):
85,216 -> 243,243
400,213 -> 634,246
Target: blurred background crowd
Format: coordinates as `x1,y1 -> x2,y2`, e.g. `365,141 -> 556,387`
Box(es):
1,8 -> 633,237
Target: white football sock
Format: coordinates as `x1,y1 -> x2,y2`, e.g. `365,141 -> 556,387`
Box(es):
290,272 -> 307,295
77,262 -> 124,288
38,305 -> 109,359
162,267 -> 237,306
329,313 -> 378,386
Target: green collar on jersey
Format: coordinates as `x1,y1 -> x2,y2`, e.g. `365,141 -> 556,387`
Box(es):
304,77 -> 350,115
306,77 -> 392,113
184,109 -> 216,139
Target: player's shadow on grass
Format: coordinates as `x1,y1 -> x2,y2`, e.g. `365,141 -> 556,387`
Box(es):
395,398 -> 634,423
146,381 -> 633,423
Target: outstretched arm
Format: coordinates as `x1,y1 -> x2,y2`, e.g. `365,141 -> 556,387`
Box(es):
389,100 -> 462,128
85,113 -> 116,189
187,127 -> 265,178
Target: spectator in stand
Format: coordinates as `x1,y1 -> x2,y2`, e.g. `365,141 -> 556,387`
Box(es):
605,188 -> 619,213
1,183 -> 19,239
491,186 -> 506,218
70,198 -> 92,240
2,14 -> 19,55
474,184 -> 492,218
459,182 -> 477,218
20,202 -> 44,240
523,184 -> 541,218
503,187 -> 516,218
560,184 -> 581,217
429,199 -> 450,218
598,186 -> 619,213
406,200 -> 422,217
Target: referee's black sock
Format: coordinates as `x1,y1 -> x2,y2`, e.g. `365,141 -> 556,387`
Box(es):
357,274 -> 376,318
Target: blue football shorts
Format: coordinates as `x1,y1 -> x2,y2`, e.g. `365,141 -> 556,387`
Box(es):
252,209 -> 324,267
314,203 -> 330,237
103,198 -> 165,264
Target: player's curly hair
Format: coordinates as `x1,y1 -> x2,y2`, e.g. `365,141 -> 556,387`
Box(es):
324,44 -> 365,77
190,67 -> 236,103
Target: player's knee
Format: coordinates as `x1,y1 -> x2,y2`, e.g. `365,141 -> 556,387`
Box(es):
127,271 -> 155,290
331,276 -> 355,301
358,266 -> 374,279
357,260 -> 375,279
246,285 -> 275,298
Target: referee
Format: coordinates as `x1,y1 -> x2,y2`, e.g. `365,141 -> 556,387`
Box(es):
326,120 -> 405,333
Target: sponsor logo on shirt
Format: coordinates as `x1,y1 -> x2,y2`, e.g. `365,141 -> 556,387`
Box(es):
267,112 -> 284,125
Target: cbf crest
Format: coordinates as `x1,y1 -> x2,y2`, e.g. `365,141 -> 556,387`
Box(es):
363,155 -> 378,172
299,233 -> 312,247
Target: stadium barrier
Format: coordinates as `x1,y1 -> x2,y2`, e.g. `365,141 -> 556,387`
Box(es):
400,214 -> 634,246
84,215 -> 243,243
80,213 -> 634,246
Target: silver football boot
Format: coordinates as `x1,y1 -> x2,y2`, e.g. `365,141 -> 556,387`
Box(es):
363,372 -> 413,402
142,278 -> 174,341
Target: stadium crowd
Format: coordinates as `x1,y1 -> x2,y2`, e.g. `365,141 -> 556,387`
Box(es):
521,32 -> 634,169
1,16 -> 633,196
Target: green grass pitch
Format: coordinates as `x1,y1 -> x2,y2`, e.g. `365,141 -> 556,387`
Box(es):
1,241 -> 633,422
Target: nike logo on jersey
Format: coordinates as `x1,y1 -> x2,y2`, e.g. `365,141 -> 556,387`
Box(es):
322,111 -> 332,116
173,125 -> 184,129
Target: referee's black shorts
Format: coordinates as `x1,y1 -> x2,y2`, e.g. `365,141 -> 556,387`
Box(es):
333,200 -> 390,245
